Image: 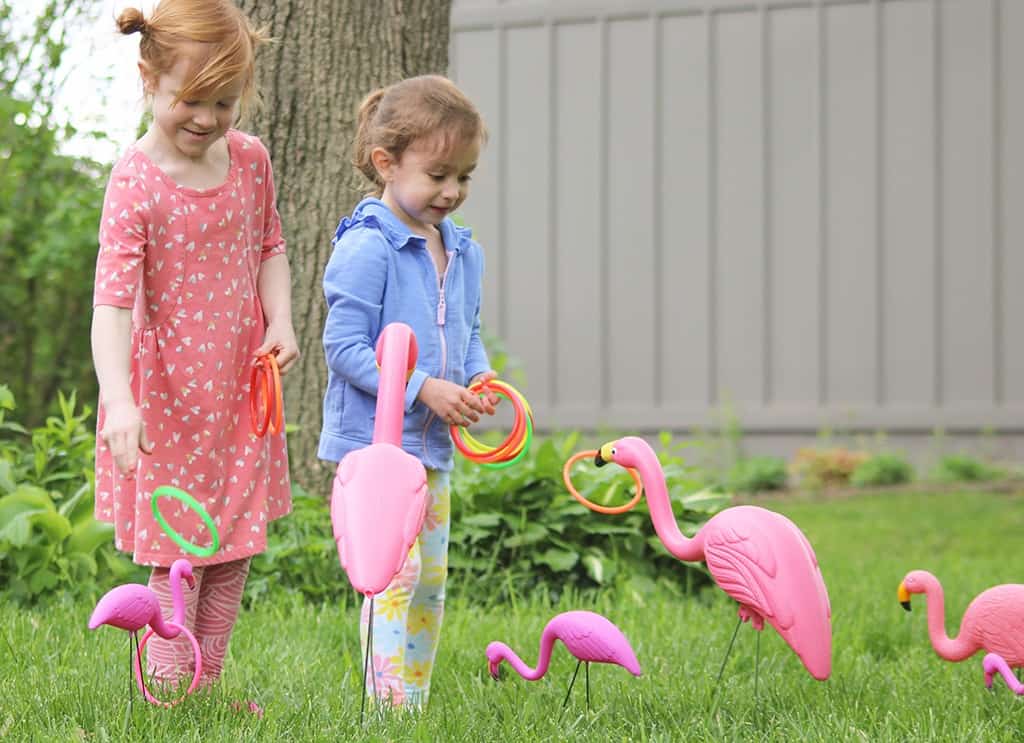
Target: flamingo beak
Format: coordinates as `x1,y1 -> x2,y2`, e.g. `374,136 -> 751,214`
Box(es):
897,581 -> 911,611
186,575 -> 196,590
489,661 -> 502,681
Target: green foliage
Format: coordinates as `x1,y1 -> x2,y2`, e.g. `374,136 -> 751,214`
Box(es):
0,384 -> 139,602
449,431 -> 729,603
929,453 -> 1005,483
721,456 -> 788,493
0,1 -> 108,425
246,483 -> 350,608
850,452 -> 914,487
245,432 -> 728,607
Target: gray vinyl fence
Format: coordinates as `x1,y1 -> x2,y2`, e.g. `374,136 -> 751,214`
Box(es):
449,0 -> 1023,437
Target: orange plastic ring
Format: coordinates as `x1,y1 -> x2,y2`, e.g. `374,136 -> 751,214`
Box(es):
562,449 -> 644,515
249,354 -> 283,437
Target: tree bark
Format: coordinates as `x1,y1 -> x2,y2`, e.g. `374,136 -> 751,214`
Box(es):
236,0 -> 452,493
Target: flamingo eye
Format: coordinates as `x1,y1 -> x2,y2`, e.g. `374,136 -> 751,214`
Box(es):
610,447 -> 617,456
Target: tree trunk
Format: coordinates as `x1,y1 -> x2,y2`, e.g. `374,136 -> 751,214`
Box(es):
236,0 -> 452,493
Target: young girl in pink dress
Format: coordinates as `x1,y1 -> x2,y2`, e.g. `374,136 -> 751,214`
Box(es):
91,0 -> 297,702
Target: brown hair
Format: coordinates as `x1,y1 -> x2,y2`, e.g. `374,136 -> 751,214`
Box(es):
353,75 -> 488,196
116,0 -> 269,116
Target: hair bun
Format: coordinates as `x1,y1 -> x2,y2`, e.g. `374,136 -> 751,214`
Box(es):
116,7 -> 148,36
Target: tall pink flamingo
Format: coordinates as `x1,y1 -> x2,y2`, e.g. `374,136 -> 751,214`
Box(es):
330,322 -> 429,719
590,437 -> 832,683
898,570 -> 1024,667
983,653 -> 1024,694
89,559 -> 197,709
486,610 -> 641,710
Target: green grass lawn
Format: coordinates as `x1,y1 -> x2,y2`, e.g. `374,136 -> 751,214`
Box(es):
3,490 -> 1024,741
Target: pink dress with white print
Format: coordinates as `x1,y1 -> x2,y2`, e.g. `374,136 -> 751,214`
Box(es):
93,129 -> 291,567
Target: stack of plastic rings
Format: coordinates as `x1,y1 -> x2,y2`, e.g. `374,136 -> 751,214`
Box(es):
249,353 -> 283,437
450,379 -> 533,469
561,450 -> 645,514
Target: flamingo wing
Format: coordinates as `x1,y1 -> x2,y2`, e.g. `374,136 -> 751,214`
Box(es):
704,524 -> 784,626
972,587 -> 1024,664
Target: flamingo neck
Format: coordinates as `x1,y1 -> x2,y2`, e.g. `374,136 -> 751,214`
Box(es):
921,580 -> 973,661
168,565 -> 188,626
498,628 -> 556,681
633,453 -> 704,561
373,328 -> 413,446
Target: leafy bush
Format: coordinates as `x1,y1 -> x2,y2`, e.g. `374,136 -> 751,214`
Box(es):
722,456 -> 788,493
246,483 -> 347,608
790,447 -> 870,489
0,385 -> 140,602
850,453 -> 914,488
929,454 -> 1004,483
449,431 -> 729,603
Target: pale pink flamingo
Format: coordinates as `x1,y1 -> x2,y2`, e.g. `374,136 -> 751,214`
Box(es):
590,437 -> 832,684
898,570 -> 1024,668
89,559 -> 197,709
486,610 -> 641,710
330,322 -> 429,719
983,653 -> 1024,694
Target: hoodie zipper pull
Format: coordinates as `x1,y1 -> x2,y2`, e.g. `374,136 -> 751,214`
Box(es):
436,290 -> 446,326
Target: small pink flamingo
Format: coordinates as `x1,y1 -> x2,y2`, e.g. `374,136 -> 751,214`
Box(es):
89,559 -> 198,709
983,653 -> 1024,694
898,570 -> 1024,666
330,323 -> 429,720
486,610 -> 641,710
590,437 -> 832,685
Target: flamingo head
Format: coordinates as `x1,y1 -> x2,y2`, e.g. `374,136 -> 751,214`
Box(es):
898,569 -> 936,612
171,558 -> 196,590
594,436 -> 649,469
485,642 -> 505,680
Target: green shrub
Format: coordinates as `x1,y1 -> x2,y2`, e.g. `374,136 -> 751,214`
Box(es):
930,454 -> 1004,483
722,456 -> 788,493
850,453 -> 914,487
448,431 -> 728,603
246,483 -> 346,607
0,385 -> 140,602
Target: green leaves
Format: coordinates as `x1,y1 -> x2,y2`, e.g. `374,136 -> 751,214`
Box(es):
448,431 -> 729,603
0,385 -> 137,603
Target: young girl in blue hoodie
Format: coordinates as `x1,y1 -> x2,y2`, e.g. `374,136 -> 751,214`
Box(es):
319,75 -> 497,708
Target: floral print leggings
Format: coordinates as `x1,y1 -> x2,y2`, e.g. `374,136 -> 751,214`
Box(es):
361,469 -> 450,707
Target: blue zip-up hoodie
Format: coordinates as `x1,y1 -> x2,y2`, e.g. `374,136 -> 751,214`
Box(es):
317,198 -> 491,471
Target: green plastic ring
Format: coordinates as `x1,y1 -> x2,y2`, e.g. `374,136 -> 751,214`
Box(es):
151,486 -> 220,558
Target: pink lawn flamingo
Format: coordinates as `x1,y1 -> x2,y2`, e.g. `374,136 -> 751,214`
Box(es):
983,653 -> 1024,694
330,322 -> 429,718
897,570 -> 1024,668
590,437 -> 832,684
486,610 -> 641,710
89,559 -> 199,708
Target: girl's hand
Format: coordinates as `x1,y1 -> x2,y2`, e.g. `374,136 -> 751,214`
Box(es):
101,399 -> 153,477
468,370 -> 500,415
419,377 -> 489,427
256,321 -> 300,374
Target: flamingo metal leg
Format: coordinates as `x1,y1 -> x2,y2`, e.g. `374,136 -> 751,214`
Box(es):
714,615 -> 743,689
585,661 -> 591,711
754,630 -> 761,704
360,597 -> 376,724
562,659 -> 583,710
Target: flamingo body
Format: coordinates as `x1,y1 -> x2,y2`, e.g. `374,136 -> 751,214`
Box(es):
88,559 -> 195,639
331,444 -> 428,596
331,322 -> 429,596
983,653 -> 1024,693
899,570 -> 1024,665
597,436 -> 832,680
486,610 -> 642,680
